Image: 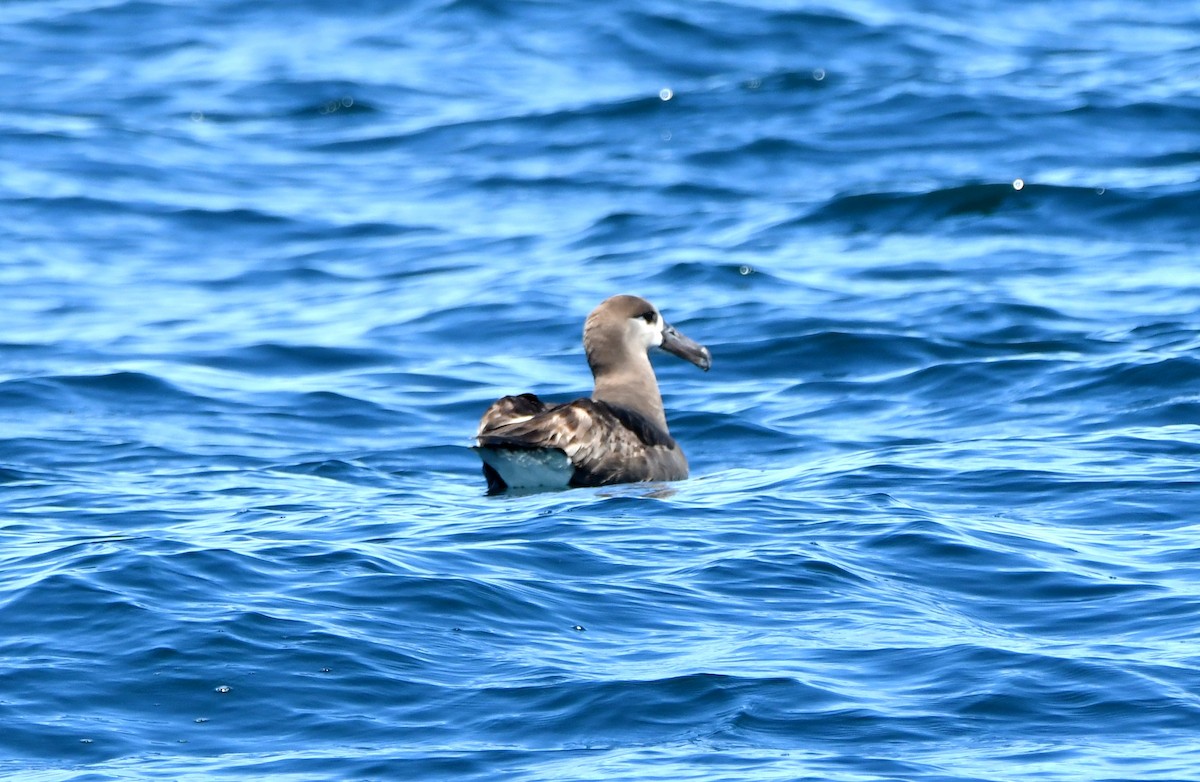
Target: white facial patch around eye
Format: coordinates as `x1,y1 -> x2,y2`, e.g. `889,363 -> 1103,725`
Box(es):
640,314 -> 664,348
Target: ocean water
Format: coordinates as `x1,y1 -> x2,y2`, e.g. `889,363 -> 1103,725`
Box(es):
3,0 -> 1200,779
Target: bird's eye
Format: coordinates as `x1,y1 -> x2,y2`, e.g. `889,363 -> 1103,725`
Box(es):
640,310 -> 657,324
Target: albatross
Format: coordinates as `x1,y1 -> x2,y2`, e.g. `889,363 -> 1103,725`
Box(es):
474,294 -> 712,494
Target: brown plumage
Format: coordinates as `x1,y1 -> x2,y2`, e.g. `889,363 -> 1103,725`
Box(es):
474,295 -> 711,494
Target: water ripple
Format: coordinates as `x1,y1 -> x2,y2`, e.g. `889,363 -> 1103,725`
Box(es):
2,0 -> 1199,779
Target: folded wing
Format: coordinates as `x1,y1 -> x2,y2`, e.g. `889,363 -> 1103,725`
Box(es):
475,395 -> 685,490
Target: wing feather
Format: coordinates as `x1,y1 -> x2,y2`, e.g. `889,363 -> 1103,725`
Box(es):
570,404 -> 681,485
475,396 -> 687,489
476,393 -> 550,438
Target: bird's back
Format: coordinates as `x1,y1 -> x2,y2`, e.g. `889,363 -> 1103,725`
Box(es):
474,394 -> 687,493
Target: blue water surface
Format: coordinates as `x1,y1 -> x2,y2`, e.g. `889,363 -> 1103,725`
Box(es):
3,1 -> 1200,780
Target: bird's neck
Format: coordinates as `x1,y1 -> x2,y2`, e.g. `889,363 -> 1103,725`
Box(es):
591,350 -> 669,433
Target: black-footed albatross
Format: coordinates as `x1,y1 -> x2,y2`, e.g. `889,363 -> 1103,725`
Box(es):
474,294 -> 712,494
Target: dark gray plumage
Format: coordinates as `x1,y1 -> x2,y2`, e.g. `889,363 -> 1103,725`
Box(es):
474,294 -> 711,494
